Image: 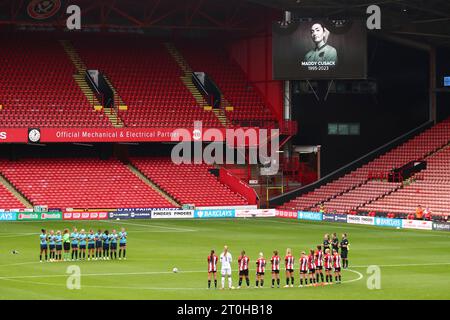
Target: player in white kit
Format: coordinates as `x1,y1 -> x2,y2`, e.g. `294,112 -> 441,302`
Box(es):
220,245 -> 233,289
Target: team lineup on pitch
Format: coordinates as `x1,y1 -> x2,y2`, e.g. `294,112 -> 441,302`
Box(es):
0,218 -> 449,299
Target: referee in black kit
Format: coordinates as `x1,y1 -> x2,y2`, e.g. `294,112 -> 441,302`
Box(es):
340,234 -> 349,269
331,233 -> 339,253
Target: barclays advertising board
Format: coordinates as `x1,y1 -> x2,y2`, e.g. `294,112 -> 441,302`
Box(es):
374,217 -> 402,228
297,211 -> 323,221
194,209 -> 235,219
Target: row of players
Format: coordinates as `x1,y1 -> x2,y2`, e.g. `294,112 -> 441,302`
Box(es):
207,234 -> 349,289
39,228 -> 128,262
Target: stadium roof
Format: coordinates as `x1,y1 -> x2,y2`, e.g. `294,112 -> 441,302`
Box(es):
246,0 -> 450,47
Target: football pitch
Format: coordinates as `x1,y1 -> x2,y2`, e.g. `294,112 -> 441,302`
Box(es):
0,218 -> 449,300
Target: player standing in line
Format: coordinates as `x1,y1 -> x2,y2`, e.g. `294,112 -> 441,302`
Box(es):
331,233 -> 339,253
323,234 -> 331,253
255,252 -> 266,288
110,229 -> 118,259
63,228 -> 71,261
102,230 -> 110,260
333,249 -> 342,284
87,229 -> 96,260
48,230 -> 56,262
95,229 -> 103,260
298,251 -> 308,287
270,250 -> 281,288
307,249 -> 317,286
55,230 -> 63,261
284,248 -> 294,288
118,228 -> 127,260
237,250 -> 250,289
207,249 -> 218,289
220,245 -> 233,290
79,229 -> 87,260
39,229 -> 48,262
324,248 -> 333,284
315,245 -> 325,285
70,227 -> 79,261
340,233 -> 349,269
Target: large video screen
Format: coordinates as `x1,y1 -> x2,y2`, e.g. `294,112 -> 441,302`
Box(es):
273,19 -> 367,80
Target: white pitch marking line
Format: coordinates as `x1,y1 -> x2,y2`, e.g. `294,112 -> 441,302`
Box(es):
0,269 -> 364,290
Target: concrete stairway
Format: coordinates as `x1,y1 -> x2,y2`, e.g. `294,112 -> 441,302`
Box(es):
164,42 -> 231,128
0,174 -> 33,209
126,164 -> 180,207
60,40 -> 124,128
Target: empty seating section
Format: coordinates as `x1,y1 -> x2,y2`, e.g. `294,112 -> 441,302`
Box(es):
0,158 -> 174,209
0,36 -> 111,127
280,119 -> 450,214
73,39 -> 222,128
131,158 -> 248,207
177,43 -> 276,125
0,184 -> 25,209
363,146 -> 450,216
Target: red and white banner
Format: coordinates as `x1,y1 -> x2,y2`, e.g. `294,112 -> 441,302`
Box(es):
63,211 -> 108,220
275,209 -> 298,219
235,209 -> 276,218
0,127 -> 263,144
402,219 -> 433,230
0,129 -> 28,143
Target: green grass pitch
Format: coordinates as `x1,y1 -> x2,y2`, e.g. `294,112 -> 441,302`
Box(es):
0,218 -> 449,300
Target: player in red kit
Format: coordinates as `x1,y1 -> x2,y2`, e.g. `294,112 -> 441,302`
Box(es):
284,248 -> 295,288
255,252 -> 266,288
271,250 -> 281,288
324,248 -> 333,284
307,249 -> 317,286
333,249 -> 342,284
298,251 -> 308,287
315,245 -> 325,285
207,249 -> 218,289
237,250 -> 250,289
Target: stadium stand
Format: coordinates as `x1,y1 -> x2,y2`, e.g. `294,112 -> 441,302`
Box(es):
279,118 -> 450,215
0,183 -> 26,209
176,43 -> 277,127
363,145 -> 450,217
0,36 -> 111,128
131,158 -> 249,207
0,158 -> 175,209
72,38 -> 223,128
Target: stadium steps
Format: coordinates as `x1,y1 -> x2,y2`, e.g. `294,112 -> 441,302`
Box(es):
103,107 -> 124,128
0,174 -> 33,209
61,40 -> 125,128
72,74 -> 124,127
126,164 -> 180,207
102,75 -> 129,114
164,42 -> 231,128
357,141 -> 450,212
60,40 -> 87,72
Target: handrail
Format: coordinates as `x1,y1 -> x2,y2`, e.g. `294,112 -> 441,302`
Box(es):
84,70 -> 101,95
269,120 -> 434,207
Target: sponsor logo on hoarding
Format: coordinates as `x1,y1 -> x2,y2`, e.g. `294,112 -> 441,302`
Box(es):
236,209 -> 276,218
194,209 -> 235,219
322,213 -> 348,223
402,219 -> 433,230
347,215 -> 375,225
0,212 -> 17,221
0,132 -> 6,140
432,222 -> 450,232
41,212 -> 62,220
298,211 -> 323,221
17,213 -> 39,220
276,210 -> 298,219
374,217 -> 402,228
64,212 -> 107,220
